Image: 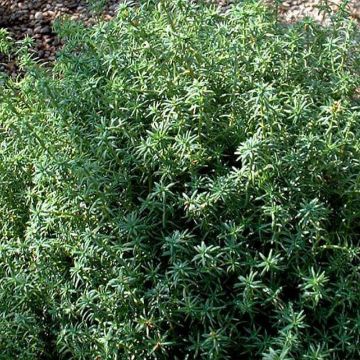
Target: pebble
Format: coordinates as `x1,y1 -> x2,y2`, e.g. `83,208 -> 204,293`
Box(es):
34,11 -> 43,21
34,26 -> 42,34
40,26 -> 51,34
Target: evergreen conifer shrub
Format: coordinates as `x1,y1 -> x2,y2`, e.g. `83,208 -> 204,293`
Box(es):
0,1 -> 359,358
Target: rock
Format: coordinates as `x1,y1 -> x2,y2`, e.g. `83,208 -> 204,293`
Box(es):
34,26 -> 42,34
40,26 -> 51,34
46,11 -> 56,18
34,11 -> 43,21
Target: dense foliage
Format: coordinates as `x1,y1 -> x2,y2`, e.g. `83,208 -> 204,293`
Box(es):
0,1 -> 359,358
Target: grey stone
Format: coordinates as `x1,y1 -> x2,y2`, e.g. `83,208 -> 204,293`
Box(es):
34,11 -> 43,21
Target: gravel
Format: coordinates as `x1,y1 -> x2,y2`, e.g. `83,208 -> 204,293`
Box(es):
0,0 -> 359,76
0,0 -> 123,75
267,0 -> 360,24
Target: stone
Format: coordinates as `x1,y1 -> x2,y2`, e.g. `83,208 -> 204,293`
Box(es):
34,11 -> 43,21
34,26 -> 42,34
40,26 -> 51,34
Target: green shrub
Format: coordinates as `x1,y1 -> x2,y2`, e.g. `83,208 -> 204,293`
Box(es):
0,1 -> 359,358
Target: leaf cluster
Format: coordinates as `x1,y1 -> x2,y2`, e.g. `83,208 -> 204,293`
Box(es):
0,1 -> 359,358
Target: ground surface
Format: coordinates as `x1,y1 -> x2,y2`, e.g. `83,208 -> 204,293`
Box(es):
273,0 -> 360,23
0,0 -> 121,73
0,0 -> 359,74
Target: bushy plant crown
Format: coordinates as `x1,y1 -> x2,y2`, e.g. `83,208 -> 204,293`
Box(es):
0,1 -> 359,358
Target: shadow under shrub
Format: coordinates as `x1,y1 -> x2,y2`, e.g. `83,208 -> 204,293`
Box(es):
0,0 -> 359,358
